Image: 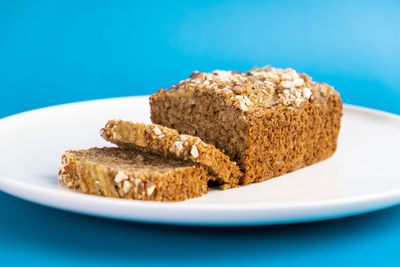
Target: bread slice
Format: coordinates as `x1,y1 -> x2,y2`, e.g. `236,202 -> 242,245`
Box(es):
150,67 -> 342,185
100,121 -> 242,189
58,147 -> 211,202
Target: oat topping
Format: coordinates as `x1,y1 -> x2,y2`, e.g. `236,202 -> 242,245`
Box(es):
302,87 -> 312,99
213,70 -> 232,83
174,140 -> 184,152
194,138 -> 205,146
59,164 -> 66,174
61,155 -> 69,166
146,184 -> 156,196
59,155 -> 70,173
264,80 -> 275,86
293,77 -> 304,86
281,80 -> 294,89
122,180 -> 132,193
152,125 -> 163,136
114,170 -> 129,183
281,73 -> 292,80
232,85 -> 244,93
166,66 -> 334,110
279,87 -> 311,107
190,145 -> 199,158
59,173 -> 68,183
235,95 -> 252,111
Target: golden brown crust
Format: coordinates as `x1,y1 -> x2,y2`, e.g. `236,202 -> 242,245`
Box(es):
59,147 -> 211,202
150,66 -> 343,185
100,121 -> 242,189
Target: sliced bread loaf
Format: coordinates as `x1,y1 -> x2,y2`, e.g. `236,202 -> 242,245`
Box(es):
150,67 -> 342,184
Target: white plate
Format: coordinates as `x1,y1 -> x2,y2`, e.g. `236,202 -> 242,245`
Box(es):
0,96 -> 400,226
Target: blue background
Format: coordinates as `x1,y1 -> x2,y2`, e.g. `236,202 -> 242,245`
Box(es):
1,0 -> 400,266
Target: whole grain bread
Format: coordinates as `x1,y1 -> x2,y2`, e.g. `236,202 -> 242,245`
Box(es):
100,121 -> 242,189
150,66 -> 343,185
59,147 -> 211,201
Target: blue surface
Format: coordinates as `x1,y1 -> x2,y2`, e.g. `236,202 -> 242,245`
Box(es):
1,0 -> 400,266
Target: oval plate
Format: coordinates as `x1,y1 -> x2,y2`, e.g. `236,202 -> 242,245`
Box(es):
1,96 -> 400,226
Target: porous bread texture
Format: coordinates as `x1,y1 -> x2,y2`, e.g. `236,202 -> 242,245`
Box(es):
100,121 -> 242,189
150,66 -> 343,185
59,147 -> 210,202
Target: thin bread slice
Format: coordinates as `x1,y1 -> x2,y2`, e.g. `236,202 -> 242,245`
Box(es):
100,120 -> 242,189
59,147 -> 211,202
